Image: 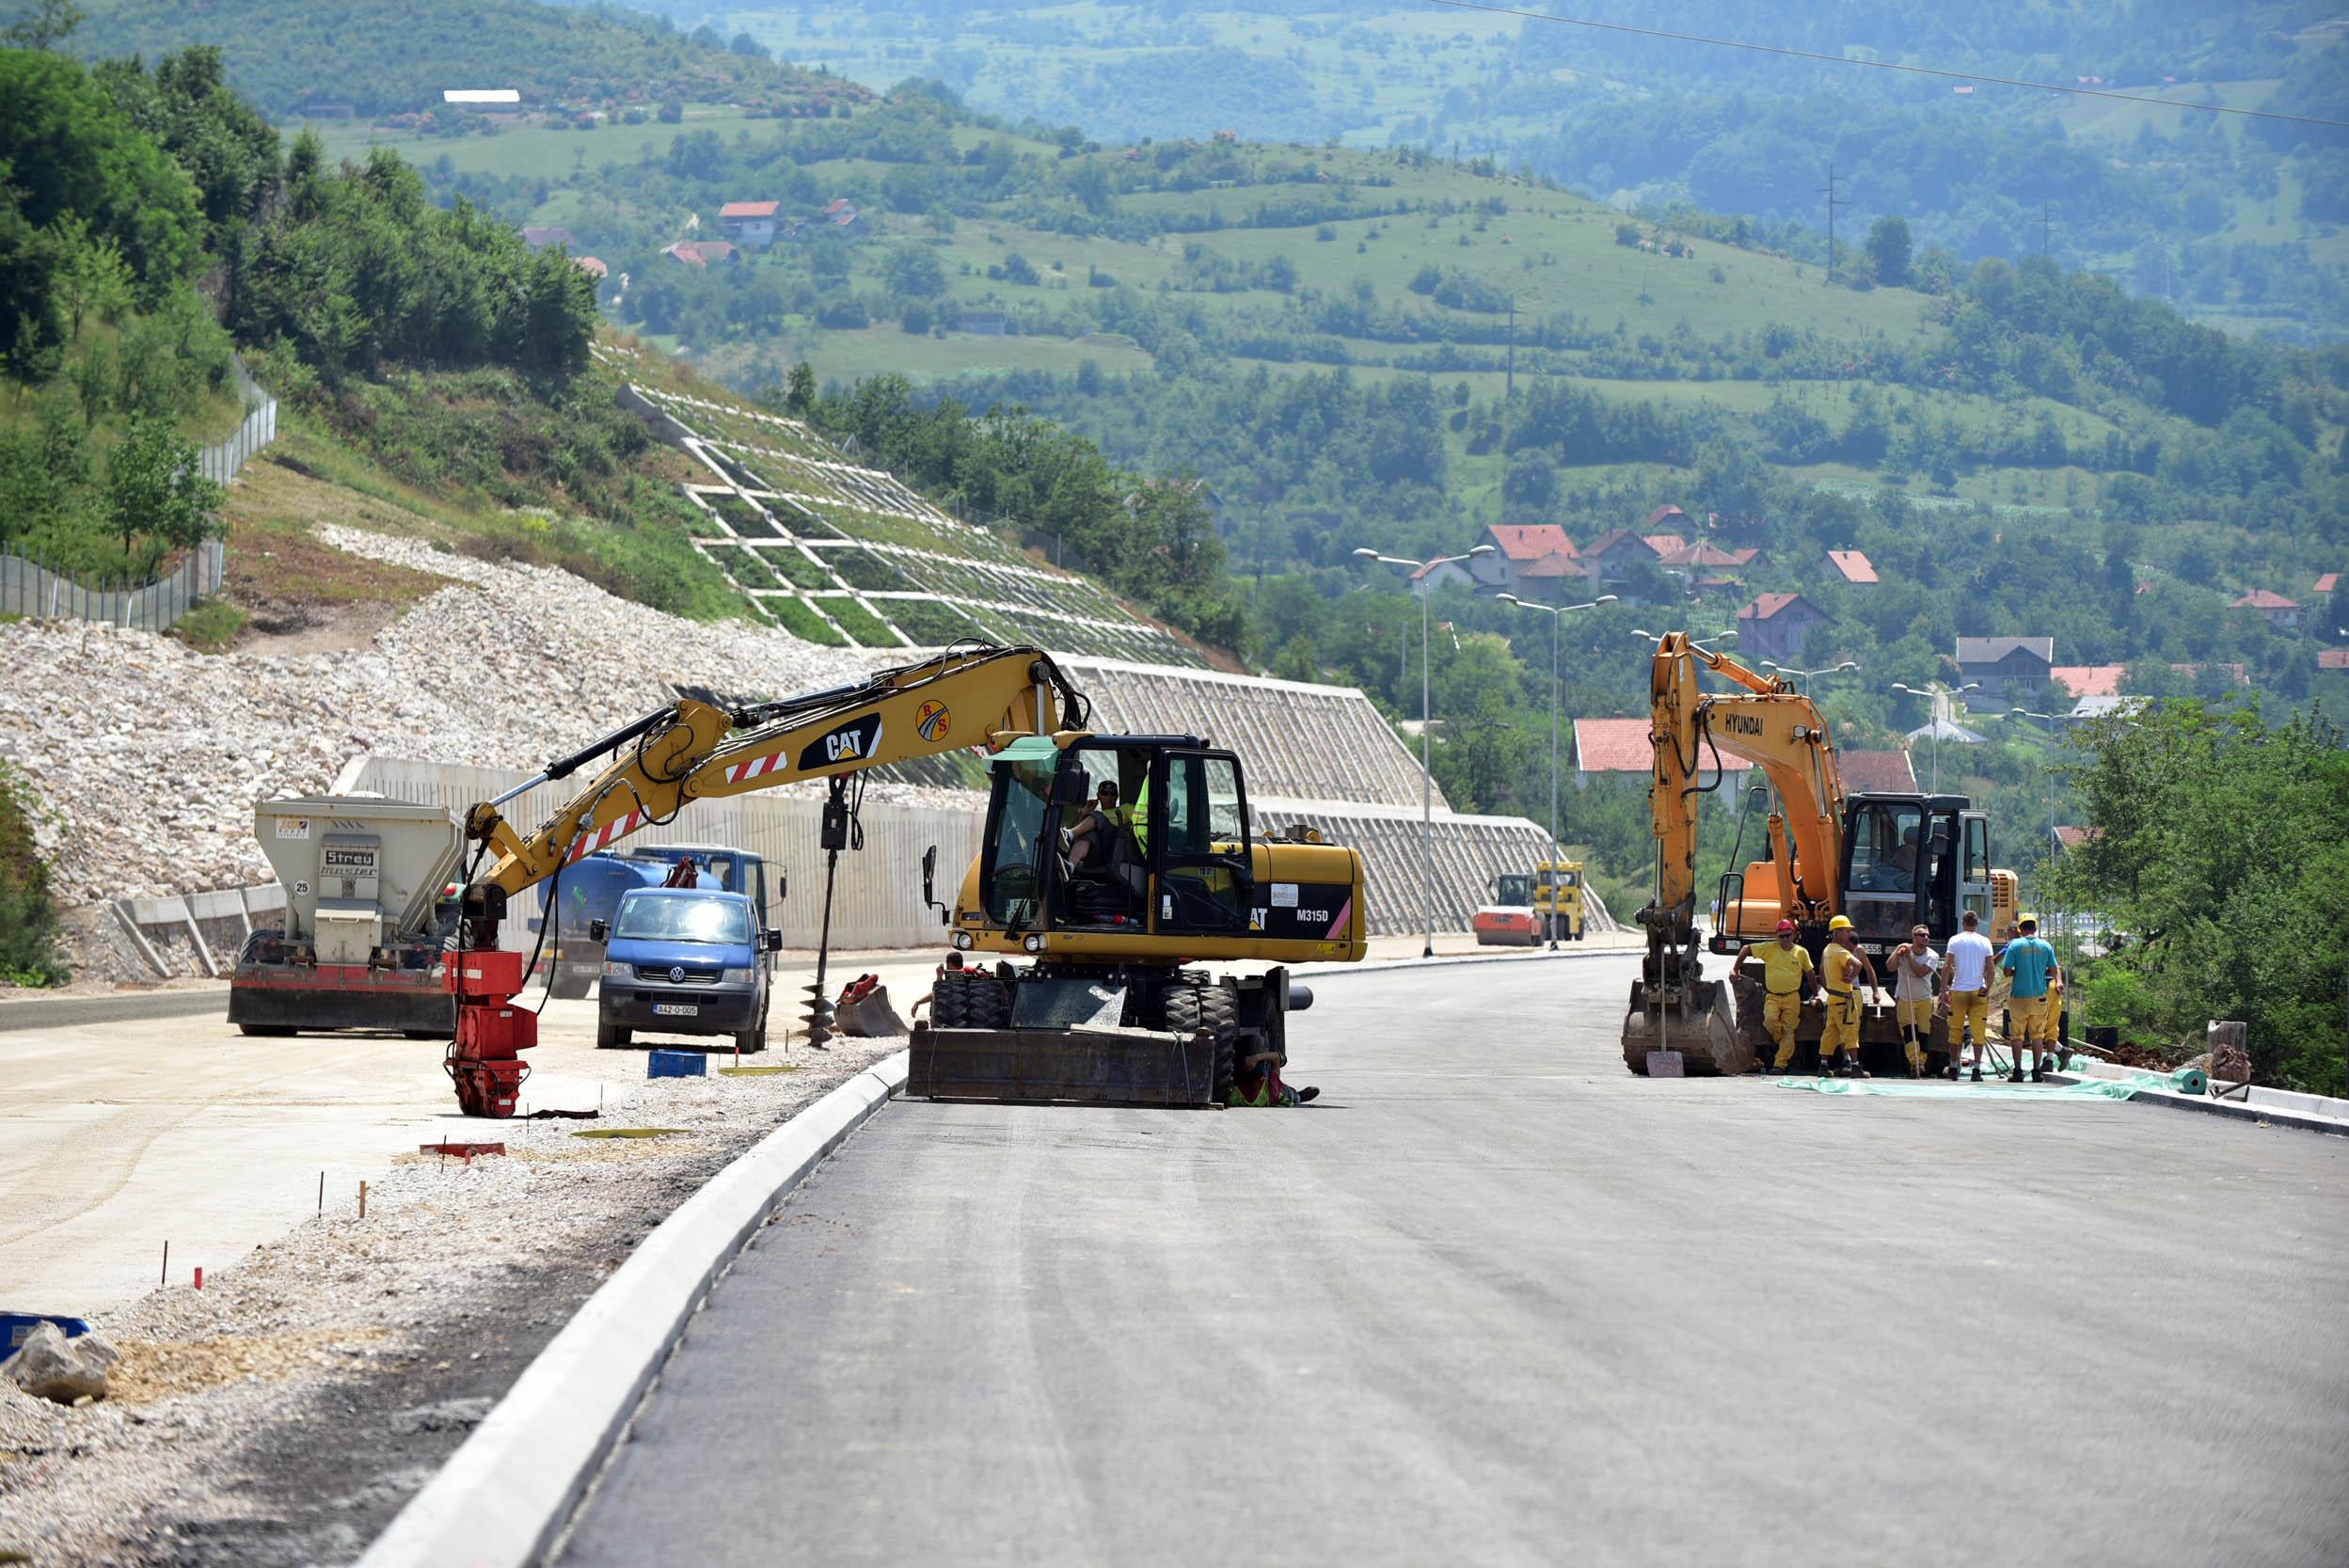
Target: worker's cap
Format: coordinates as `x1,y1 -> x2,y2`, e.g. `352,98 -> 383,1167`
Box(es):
1775,919 -> 1796,934
1827,914 -> 1854,932
2017,912 -> 2039,928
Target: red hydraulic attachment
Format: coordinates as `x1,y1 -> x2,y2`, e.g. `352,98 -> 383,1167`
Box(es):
443,949 -> 535,1118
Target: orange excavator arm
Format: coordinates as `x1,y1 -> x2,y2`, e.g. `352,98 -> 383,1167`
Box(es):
1627,632 -> 1848,1074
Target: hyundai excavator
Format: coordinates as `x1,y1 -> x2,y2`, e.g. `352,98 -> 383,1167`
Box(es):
1623,633 -> 2017,1077
350,641 -> 1359,1116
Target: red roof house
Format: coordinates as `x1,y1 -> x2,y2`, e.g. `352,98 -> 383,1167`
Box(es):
2317,648 -> 2349,671
2315,572 -> 2339,595
1837,749 -> 1917,793
1474,524 -> 1579,588
1575,717 -> 1752,783
2231,589 -> 2301,630
1736,592 -> 1831,663
662,240 -> 739,267
1824,548 -> 1878,585
2049,664 -> 2126,700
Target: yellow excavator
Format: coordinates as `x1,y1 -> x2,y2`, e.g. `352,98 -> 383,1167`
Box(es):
437,643 -> 1362,1114
1624,633 -> 2016,1076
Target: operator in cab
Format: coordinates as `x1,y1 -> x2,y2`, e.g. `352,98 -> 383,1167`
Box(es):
1738,918 -> 1818,1075
1061,780 -> 1134,878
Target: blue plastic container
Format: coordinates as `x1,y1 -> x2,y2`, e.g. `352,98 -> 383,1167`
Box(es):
647,1049 -> 707,1079
3,1311 -> 91,1359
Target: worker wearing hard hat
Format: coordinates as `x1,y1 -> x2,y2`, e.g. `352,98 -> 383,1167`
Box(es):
1736,918 -> 1818,1073
1817,914 -> 1878,1077
1998,913 -> 2064,1082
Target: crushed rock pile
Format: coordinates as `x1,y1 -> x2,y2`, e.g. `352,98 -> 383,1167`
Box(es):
0,528 -> 926,911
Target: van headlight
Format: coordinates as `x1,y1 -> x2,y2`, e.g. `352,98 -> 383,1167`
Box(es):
601,960 -> 632,978
722,968 -> 755,986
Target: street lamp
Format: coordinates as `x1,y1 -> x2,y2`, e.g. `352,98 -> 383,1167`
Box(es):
1632,627 -> 1738,649
1891,681 -> 1979,791
1355,543 -> 1496,957
1496,591 -> 1618,947
1761,658 -> 1859,694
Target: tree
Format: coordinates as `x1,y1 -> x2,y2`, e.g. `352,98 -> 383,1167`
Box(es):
103,414 -> 221,560
728,31 -> 768,59
50,213 -> 133,340
782,360 -> 817,417
881,241 -> 946,300
2,0 -> 81,49
1865,215 -> 1911,288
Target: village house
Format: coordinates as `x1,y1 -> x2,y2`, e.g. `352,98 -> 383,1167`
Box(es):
1736,592 -> 1831,664
520,226 -> 577,251
719,200 -> 781,247
1472,524 -> 1579,590
1573,717 -> 1752,789
1824,548 -> 1878,587
1409,558 -> 1480,598
1836,750 -> 1918,794
1953,636 -> 2054,702
1580,528 -> 1666,586
661,240 -> 738,268
2231,589 -> 2301,630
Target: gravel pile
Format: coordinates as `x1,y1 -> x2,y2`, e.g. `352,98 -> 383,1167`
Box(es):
0,1039 -> 907,1567
0,528 -> 915,912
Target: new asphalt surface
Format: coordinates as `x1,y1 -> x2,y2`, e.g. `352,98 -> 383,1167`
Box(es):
558,956 -> 2349,1567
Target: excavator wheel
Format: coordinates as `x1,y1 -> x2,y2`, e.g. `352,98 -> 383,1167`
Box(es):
1164,980 -> 1238,1101
932,969 -> 1009,1031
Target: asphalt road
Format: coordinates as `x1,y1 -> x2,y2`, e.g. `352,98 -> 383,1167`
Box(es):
559,957 -> 2349,1568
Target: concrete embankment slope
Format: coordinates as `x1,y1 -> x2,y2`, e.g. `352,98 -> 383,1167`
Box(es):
551,957 -> 2348,1568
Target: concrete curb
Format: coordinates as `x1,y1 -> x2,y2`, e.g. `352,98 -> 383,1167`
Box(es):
355,1051 -> 912,1568
2047,1069 -> 2349,1138
0,987 -> 228,1032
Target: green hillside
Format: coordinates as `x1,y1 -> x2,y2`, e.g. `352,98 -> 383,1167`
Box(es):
71,0 -> 866,119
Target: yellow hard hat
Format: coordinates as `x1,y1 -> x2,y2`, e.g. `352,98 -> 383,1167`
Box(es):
2018,912 -> 2040,927
1827,914 -> 1854,932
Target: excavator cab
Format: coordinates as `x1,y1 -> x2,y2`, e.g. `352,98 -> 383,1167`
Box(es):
912,732 -> 1366,1106
1836,794 -> 1995,952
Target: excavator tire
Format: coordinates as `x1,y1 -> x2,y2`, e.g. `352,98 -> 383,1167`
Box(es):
931,969 -> 1009,1030
1164,980 -> 1238,1101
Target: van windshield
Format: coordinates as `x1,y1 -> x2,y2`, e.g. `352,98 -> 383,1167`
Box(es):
613,895 -> 751,945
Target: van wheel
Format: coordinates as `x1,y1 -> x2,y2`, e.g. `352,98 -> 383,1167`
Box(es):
596,1022 -> 630,1050
735,1026 -> 766,1054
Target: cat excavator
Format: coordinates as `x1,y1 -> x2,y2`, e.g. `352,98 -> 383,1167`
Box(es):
1624,633 -> 2016,1076
429,641 -> 1360,1115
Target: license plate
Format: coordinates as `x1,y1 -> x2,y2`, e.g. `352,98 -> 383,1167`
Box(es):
654,1004 -> 698,1017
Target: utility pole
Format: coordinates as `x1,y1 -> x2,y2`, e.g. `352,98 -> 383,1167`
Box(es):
2040,204 -> 2053,260
1820,163 -> 1845,287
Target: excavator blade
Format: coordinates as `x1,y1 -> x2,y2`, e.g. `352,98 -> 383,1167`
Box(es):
908,1021 -> 1226,1106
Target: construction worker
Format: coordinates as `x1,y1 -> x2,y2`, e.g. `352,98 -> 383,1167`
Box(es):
1940,908 -> 1995,1081
1999,913 -> 2063,1083
1888,923 -> 1939,1078
1736,918 -> 1817,1073
1817,914 -> 1878,1077
1063,780 -> 1133,875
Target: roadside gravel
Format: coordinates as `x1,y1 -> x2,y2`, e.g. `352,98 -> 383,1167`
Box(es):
0,1035 -> 904,1568
0,525 -> 979,974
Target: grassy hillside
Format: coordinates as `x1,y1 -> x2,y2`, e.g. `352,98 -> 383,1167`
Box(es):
73,0 -> 866,119
644,0 -> 2348,343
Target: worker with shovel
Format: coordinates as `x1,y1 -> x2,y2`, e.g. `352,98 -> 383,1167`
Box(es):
1889,924 -> 1940,1078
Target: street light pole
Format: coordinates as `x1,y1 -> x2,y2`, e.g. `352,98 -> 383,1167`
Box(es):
1498,591 -> 1617,947
2010,707 -> 2060,859
1892,681 -> 1978,792
1356,544 -> 1495,958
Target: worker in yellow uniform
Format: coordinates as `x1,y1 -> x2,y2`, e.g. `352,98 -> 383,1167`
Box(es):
1817,914 -> 1879,1077
1736,918 -> 1818,1073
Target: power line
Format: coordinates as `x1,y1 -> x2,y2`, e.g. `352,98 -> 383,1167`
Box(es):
1415,0 -> 2349,131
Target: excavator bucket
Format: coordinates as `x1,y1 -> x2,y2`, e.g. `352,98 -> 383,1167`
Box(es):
907,1021 -> 1225,1106
907,970 -> 1230,1106
1621,977 -> 1748,1076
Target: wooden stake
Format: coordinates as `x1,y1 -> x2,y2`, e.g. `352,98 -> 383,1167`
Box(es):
358,1180 -> 369,1219
317,1171 -> 325,1214
160,1240 -> 169,1286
